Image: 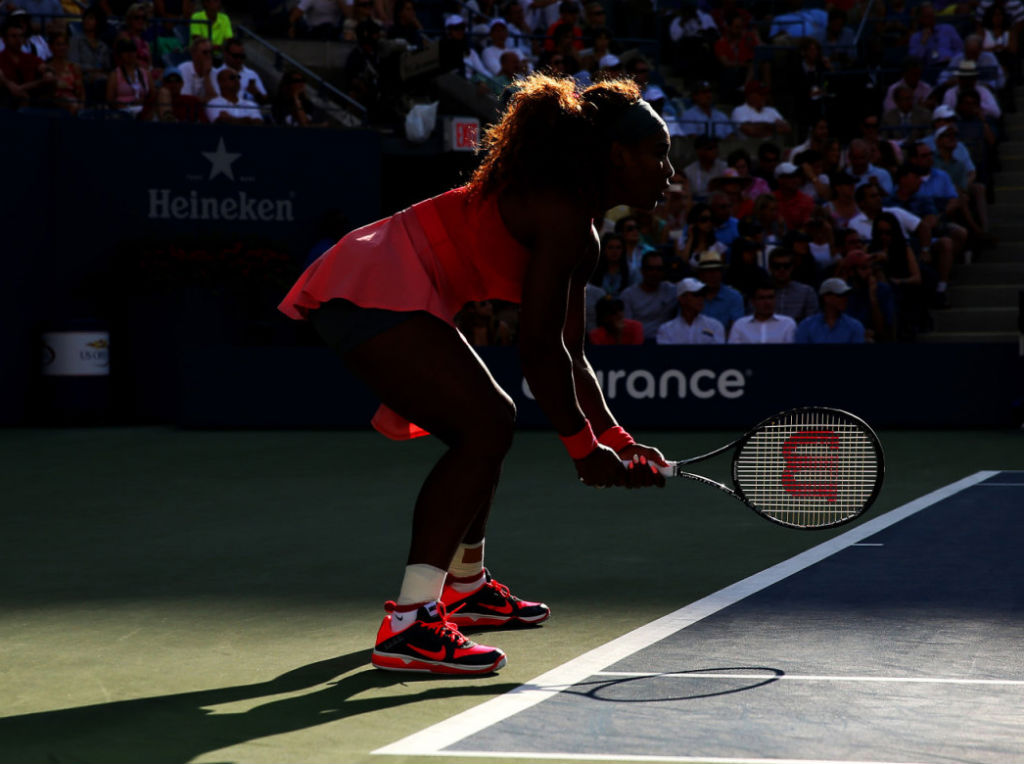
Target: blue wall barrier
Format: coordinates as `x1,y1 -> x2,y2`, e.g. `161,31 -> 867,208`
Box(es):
176,343 -> 1024,430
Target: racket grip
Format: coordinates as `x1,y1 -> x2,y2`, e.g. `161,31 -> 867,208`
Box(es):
621,459 -> 676,477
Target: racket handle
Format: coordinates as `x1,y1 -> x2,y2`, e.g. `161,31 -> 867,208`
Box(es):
622,458 -> 676,477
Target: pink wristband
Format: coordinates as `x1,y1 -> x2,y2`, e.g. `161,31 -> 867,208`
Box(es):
560,421 -> 599,460
598,425 -> 635,453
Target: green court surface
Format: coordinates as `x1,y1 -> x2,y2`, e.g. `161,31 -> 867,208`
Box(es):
0,427 -> 1020,764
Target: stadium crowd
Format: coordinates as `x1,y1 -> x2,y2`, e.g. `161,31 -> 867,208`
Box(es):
0,0 -> 1014,343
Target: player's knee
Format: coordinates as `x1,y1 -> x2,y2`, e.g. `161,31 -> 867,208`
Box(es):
469,392 -> 516,458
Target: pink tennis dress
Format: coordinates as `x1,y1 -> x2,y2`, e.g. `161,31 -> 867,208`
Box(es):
279,185 -> 532,438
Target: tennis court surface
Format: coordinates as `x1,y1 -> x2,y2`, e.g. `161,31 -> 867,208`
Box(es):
378,471 -> 1024,764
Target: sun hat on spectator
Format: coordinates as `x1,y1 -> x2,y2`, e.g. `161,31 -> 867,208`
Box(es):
676,277 -> 708,296
488,17 -> 507,30
696,250 -> 726,270
445,14 -> 466,27
819,277 -> 852,296
932,104 -> 956,120
955,59 -> 979,78
935,124 -> 958,139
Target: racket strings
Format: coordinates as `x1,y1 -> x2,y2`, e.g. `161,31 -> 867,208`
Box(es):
734,410 -> 882,529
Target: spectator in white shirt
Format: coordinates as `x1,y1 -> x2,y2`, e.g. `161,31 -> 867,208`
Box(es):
727,281 -> 797,343
655,278 -> 726,344
178,36 -> 217,103
212,38 -> 267,104
730,79 -> 791,141
206,67 -> 265,124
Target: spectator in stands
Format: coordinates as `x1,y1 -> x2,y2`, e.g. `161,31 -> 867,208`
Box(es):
343,0 -> 382,42
976,0 -> 1024,30
787,117 -> 831,162
845,138 -> 894,195
883,56 -> 932,112
867,212 -> 926,338
589,295 -> 644,345
46,30 -> 82,114
859,113 -> 902,172
770,247 -> 819,322
590,232 -> 635,297
456,301 -> 513,346
849,182 -> 920,247
439,14 -> 490,84
938,34 -> 1004,94
695,249 -> 744,331
791,148 -> 831,202
933,122 -> 990,238
106,37 -> 153,116
69,7 -> 110,104
726,147 -> 771,201
190,0 -> 233,52
620,251 -> 678,341
823,170 -> 859,228
153,19 -> 186,68
178,35 -> 216,102
941,59 -> 1002,119
543,2 -> 583,52
908,2 -> 963,78
683,134 -> 726,201
578,25 -> 613,73
121,3 -> 153,68
482,18 -> 520,76
617,214 -> 656,274
752,192 -> 784,249
0,18 -> 52,108
806,210 -> 839,274
714,10 -> 759,95
213,38 -> 266,104
790,36 -> 832,130
272,68 -> 327,126
823,7 -> 856,67
979,4 -> 1017,75
154,0 -> 194,21
773,161 -> 816,231
795,278 -> 866,343
751,141 -> 782,189
882,85 -> 933,140
667,1 -> 718,88
839,249 -> 895,342
678,201 -> 717,264
725,237 -> 768,297
708,189 -> 739,248
655,277 -> 725,344
206,66 -> 264,124
728,280 -> 796,344
709,168 -> 753,219
155,65 -> 205,121
731,80 -> 791,142
679,79 -> 734,139
581,1 -> 606,40
388,0 -> 425,51
343,19 -> 384,114
288,0 -> 345,39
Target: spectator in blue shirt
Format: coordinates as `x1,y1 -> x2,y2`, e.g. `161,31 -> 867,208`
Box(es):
695,249 -> 745,331
908,3 -> 964,79
795,278 -> 866,343
680,80 -> 735,139
708,190 -> 740,248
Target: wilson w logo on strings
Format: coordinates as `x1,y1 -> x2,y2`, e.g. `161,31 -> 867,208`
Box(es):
780,429 -> 840,503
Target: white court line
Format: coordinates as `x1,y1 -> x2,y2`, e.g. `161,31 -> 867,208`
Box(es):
594,671 -> 1024,687
402,750 -> 933,764
373,471 -> 998,758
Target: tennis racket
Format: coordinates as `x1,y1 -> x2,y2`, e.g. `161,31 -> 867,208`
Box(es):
643,406 -> 884,530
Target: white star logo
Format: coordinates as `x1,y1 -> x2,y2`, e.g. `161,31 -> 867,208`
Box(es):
202,138 -> 242,181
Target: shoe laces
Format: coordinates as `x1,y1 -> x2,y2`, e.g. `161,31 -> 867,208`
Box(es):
384,600 -> 468,645
485,576 -> 517,602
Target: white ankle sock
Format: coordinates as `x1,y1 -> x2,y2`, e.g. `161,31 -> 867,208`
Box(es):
448,540 -> 485,580
395,563 -> 446,609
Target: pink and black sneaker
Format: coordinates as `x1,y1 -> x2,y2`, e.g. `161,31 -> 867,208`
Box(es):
441,569 -> 551,628
371,600 -> 507,675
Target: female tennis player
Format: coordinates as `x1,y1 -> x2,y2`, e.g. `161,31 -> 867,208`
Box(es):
280,73 -> 671,675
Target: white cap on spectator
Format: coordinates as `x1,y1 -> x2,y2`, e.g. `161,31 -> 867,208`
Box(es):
774,161 -> 800,177
599,53 -> 621,68
676,277 -> 707,296
488,17 -> 508,29
935,124 -> 958,138
932,104 -> 956,120
445,14 -> 466,26
644,84 -> 666,102
819,277 -> 852,296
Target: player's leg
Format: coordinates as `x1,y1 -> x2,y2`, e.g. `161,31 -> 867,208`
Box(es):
335,310 -> 517,673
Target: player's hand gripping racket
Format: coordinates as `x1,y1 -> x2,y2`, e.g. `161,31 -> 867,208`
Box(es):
645,407 -> 884,530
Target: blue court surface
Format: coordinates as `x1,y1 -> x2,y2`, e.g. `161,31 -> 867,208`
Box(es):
376,471 -> 1024,764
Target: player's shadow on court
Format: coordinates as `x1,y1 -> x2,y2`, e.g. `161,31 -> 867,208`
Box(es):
0,649 -> 515,764
564,666 -> 785,703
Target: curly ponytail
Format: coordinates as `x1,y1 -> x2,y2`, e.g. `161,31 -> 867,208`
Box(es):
466,73 -> 645,202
